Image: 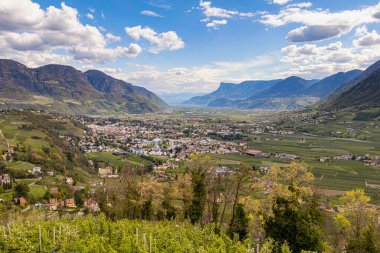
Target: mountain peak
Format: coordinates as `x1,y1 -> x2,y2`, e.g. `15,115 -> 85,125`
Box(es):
0,59 -> 167,114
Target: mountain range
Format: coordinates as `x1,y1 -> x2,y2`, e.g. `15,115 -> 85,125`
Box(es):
184,70 -> 364,109
0,59 -> 167,114
324,60 -> 380,111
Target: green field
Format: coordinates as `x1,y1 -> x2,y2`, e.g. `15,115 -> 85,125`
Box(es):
210,130 -> 380,202
7,161 -> 36,172
0,113 -> 49,151
86,152 -> 152,169
29,184 -> 47,198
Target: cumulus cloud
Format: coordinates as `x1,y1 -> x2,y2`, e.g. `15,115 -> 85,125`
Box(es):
105,33 -> 121,43
70,44 -> 142,63
261,2 -> 380,42
205,19 -> 228,29
353,26 -> 380,47
280,26 -> 380,77
198,0 -> 261,28
107,56 -> 275,93
0,0 -> 142,66
125,26 -> 184,53
140,10 -> 163,18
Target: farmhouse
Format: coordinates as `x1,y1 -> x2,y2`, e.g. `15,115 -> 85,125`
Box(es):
0,174 -> 10,187
84,198 -> 101,212
98,166 -> 119,178
49,198 -> 59,211
28,167 -> 42,175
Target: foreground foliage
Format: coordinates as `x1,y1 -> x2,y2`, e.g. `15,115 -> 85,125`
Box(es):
0,215 -> 252,253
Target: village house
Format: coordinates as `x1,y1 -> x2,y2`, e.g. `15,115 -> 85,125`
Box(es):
61,198 -> 76,208
320,157 -> 331,163
0,174 -> 11,187
28,167 -> 42,175
50,187 -> 59,195
98,166 -> 118,178
84,198 -> 101,212
14,197 -> 27,206
66,177 -> 74,185
49,198 -> 59,211
212,166 -> 233,175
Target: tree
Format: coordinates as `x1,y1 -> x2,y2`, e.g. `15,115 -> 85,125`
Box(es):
229,164 -> 254,232
186,154 -> 213,224
228,203 -> 249,241
264,191 -> 324,253
347,226 -> 379,253
189,166 -> 206,224
15,183 -> 30,198
74,190 -> 84,207
335,189 -> 379,253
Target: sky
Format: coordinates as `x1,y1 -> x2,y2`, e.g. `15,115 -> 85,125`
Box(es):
1,0 -> 380,94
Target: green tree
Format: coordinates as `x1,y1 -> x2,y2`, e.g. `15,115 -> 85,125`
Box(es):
74,190 -> 84,207
189,166 -> 206,224
14,183 -> 30,198
228,203 -> 249,241
186,154 -> 213,224
264,192 -> 324,253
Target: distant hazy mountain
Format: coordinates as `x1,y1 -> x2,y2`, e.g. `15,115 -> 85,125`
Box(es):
232,77 -> 318,109
183,80 -> 282,105
326,62 -> 380,110
186,69 -> 364,110
302,70 -> 362,98
159,92 -> 207,105
0,59 -> 167,114
248,76 -> 317,100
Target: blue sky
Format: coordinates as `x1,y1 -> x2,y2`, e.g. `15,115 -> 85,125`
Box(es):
1,0 -> 380,93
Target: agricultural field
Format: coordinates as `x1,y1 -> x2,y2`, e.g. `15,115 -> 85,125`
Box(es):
29,184 -> 47,198
210,128 -> 380,202
86,152 -> 155,170
7,161 -> 35,172
0,215 -> 250,253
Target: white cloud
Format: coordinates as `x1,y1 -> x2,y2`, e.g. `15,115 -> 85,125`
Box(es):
260,2 -> 380,42
353,26 -> 380,47
286,25 -> 350,42
206,19 -> 228,29
70,44 -> 142,63
105,33 -> 121,43
140,10 -> 163,18
280,27 -> 380,77
0,0 -> 141,66
108,56 -> 275,93
86,13 -> 94,20
287,2 -> 312,8
125,26 -> 184,53
198,0 -> 261,28
271,0 -> 291,5
88,7 -> 96,13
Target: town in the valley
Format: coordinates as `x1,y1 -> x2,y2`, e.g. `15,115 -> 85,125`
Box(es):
1,109 -> 380,217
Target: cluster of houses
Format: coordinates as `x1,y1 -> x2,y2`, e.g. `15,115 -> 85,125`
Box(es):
320,154 -> 380,167
245,149 -> 300,160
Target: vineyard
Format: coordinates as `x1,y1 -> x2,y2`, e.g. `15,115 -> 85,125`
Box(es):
0,215 -> 252,253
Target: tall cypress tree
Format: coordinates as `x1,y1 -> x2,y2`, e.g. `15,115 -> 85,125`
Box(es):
189,168 -> 206,224
228,203 -> 249,241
